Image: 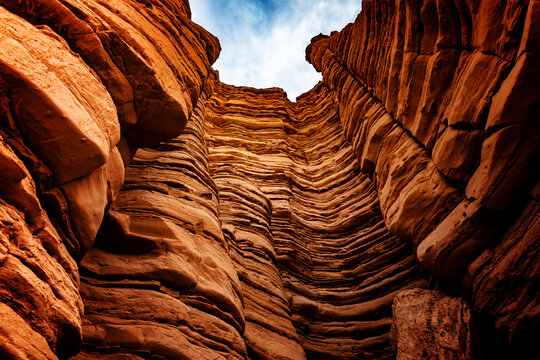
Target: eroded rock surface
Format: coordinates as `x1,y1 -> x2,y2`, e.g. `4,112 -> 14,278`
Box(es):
75,91 -> 250,359
391,289 -> 476,360
0,0 -> 538,359
0,1 -> 217,357
205,83 -> 428,359
306,0 -> 539,355
75,76 -> 428,359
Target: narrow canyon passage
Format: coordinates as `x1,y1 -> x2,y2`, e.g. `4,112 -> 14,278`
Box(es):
75,78 -> 428,359
205,82 -> 428,359
0,0 -> 538,359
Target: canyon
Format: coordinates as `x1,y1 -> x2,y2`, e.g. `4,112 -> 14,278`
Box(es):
0,0 -> 538,359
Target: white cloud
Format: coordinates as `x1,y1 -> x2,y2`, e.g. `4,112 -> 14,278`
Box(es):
190,0 -> 361,101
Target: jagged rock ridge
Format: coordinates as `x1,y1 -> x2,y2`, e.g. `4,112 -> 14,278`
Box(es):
0,0 -> 538,359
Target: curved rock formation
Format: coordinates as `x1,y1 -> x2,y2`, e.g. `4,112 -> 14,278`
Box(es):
305,2 -> 539,357
205,82 -> 427,359
77,95 -> 248,359
0,1 -> 218,357
0,0 -> 538,359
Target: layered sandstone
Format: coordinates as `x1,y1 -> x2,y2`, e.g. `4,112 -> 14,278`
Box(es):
0,1 -> 218,357
77,94 -> 249,359
205,83 -> 428,359
305,1 -> 539,356
0,0 -> 538,359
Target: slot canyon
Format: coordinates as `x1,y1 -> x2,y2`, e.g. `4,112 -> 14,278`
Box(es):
0,0 -> 538,359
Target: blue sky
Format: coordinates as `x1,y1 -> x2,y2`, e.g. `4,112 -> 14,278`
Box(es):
191,0 -> 362,100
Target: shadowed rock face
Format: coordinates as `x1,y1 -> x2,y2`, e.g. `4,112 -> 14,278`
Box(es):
391,289 -> 476,360
0,0 -> 538,359
305,2 -> 539,357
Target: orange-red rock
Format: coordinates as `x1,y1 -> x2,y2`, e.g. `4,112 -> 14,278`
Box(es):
0,0 -> 538,359
307,1 -> 539,355
0,1 -> 218,357
391,289 -> 476,360
204,82 -> 428,359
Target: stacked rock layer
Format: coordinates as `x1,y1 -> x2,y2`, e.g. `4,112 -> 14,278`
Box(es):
75,76 -> 429,359
0,0 -> 219,358
305,1 -> 539,356
205,82 -> 428,359
0,0 -> 538,359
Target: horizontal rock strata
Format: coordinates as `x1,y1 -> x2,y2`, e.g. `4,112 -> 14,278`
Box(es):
76,96 -> 249,359
77,77 -> 428,359
0,0 -> 538,359
205,82 -> 428,359
0,1 -> 218,357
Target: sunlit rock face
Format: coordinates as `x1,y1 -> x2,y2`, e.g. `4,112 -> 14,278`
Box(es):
0,0 -> 218,358
0,0 -> 538,359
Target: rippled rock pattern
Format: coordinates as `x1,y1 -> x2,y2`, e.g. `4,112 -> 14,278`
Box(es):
305,1 -> 539,356
205,83 -> 428,359
0,0 -> 538,359
0,0 -> 218,358
77,93 -> 250,359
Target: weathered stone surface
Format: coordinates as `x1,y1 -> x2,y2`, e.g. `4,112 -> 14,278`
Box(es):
307,0 -> 539,352
75,78 -> 428,359
0,7 -> 119,185
0,0 -> 538,359
0,138 -> 83,359
391,289 -> 476,360
0,1 -> 218,358
204,82 -> 428,359
469,182 -> 540,359
213,165 -> 307,360
2,0 -> 219,148
76,96 -> 248,359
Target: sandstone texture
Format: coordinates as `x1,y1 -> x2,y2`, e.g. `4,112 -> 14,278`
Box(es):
0,0 -> 538,359
73,77 -> 427,359
0,1 -> 218,358
305,0 -> 539,356
204,82 -> 428,359
391,289 -> 476,360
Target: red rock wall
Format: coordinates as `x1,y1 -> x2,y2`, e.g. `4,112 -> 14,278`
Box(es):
76,92 -> 250,359
0,1 -> 218,358
306,0 -> 539,355
75,77 -> 427,359
206,82 -> 431,359
0,0 -> 538,359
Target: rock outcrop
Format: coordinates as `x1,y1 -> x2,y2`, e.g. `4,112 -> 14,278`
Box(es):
0,1 -> 218,357
0,0 -> 538,359
391,289 -> 476,360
